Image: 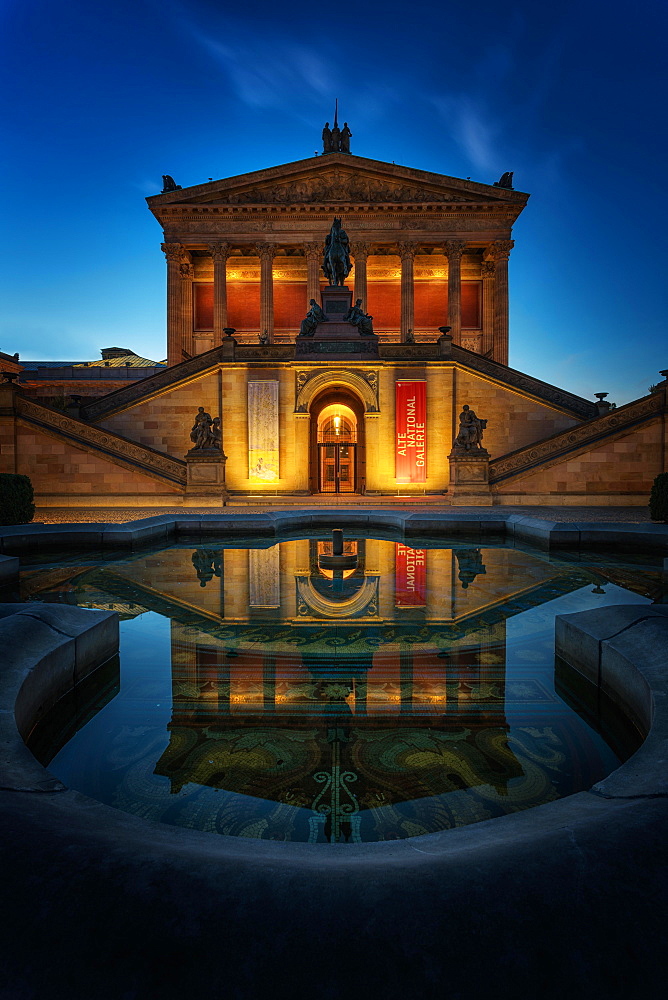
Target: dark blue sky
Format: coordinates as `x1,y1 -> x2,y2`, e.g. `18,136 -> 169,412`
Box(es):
1,0 -> 665,402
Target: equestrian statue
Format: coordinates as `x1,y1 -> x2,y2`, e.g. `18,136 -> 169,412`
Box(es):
322,217 -> 352,287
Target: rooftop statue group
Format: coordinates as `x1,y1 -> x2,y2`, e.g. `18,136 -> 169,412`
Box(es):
189,406 -> 222,451
322,121 -> 352,154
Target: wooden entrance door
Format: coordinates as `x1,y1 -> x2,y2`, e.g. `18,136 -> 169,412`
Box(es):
318,442 -> 357,493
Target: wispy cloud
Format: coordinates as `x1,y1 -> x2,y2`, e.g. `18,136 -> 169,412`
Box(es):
194,32 -> 334,110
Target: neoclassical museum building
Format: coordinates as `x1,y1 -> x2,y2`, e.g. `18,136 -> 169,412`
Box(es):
1,133 -> 665,505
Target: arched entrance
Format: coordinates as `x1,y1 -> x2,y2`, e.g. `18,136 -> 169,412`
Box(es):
309,388 -> 366,494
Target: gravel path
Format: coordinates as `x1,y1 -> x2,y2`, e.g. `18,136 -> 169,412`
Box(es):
33,505 -> 654,524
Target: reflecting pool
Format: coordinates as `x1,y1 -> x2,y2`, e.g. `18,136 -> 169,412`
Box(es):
19,535 -> 661,843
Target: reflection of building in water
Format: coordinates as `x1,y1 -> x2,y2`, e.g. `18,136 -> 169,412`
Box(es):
155,617 -> 519,842
146,539 -> 552,840
23,538 -> 636,842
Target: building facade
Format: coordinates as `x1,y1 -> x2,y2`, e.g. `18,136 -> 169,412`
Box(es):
1,149 -> 665,506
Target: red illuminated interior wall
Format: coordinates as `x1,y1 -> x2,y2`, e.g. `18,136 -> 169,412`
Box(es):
197,278 -> 480,333
274,282 -> 307,329
461,282 -> 481,328
366,282 -> 400,329
415,280 -> 447,328
194,283 -> 214,330
366,280 -> 481,332
228,282 -> 261,330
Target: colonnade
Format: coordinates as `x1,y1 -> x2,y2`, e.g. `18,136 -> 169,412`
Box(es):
162,239 -> 514,367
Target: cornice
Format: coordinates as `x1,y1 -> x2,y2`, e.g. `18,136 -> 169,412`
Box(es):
490,393 -> 663,484
147,152 -> 529,208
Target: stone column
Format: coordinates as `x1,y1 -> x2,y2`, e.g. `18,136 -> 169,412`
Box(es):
255,243 -> 276,343
162,242 -> 185,366
304,242 -> 321,307
209,242 -> 230,346
294,412 -> 310,492
490,240 -> 514,366
364,412 -> 381,493
481,260 -> 496,357
398,242 -> 416,343
445,240 -> 466,346
180,257 -> 194,358
351,241 -> 370,309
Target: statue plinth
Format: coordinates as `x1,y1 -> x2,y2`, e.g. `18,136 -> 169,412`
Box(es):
185,449 -> 229,504
295,284 -> 379,359
447,449 -> 492,505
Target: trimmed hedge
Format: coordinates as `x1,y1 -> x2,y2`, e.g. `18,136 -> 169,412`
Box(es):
0,473 -> 35,525
649,472 -> 668,522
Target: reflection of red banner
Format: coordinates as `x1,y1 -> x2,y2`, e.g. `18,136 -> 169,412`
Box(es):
395,543 -> 427,607
395,381 -> 426,482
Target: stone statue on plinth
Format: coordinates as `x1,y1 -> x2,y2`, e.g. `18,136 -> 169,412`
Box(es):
189,406 -> 220,451
322,217 -> 352,286
344,298 -> 374,336
452,405 -> 487,453
322,122 -> 332,154
340,123 -> 352,153
299,299 -> 327,337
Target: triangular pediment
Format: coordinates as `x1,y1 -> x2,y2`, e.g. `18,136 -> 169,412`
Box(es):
148,153 -> 527,213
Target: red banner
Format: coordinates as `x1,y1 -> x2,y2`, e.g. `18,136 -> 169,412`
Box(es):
395,543 -> 427,607
395,381 -> 426,482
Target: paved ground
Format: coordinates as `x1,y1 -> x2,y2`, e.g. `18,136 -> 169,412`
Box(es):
34,505 -> 654,523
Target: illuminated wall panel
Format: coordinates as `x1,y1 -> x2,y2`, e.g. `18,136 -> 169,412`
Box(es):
414,279 -> 447,328
274,281 -> 307,329
366,281 -> 400,330
194,283 -> 214,330
248,381 -> 279,483
461,282 -> 481,329
228,282 -> 261,330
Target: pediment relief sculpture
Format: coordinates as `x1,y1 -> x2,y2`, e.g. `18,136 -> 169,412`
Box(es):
217,173 -> 475,206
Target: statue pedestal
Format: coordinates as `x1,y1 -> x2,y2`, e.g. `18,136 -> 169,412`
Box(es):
295,285 -> 379,360
321,284 -> 353,321
185,450 -> 229,504
447,450 -> 493,505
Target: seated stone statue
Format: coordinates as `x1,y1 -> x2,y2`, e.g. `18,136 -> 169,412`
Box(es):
452,404 -> 487,452
299,299 -> 327,337
344,298 -> 374,336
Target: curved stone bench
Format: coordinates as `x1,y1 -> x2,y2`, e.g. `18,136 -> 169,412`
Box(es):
0,595 -> 667,998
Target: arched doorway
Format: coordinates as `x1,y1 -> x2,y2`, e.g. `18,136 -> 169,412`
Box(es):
309,388 -> 366,494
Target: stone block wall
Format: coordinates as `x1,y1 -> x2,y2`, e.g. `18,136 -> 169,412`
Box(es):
494,419 -> 663,501
454,370 -> 579,459
100,373 -> 221,461
13,423 -> 182,498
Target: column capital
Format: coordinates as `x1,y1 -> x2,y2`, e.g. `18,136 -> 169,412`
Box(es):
255,242 -> 276,262
481,261 -> 496,278
398,241 -> 417,262
161,241 -> 186,262
488,239 -> 514,261
179,261 -> 194,280
351,241 -> 371,258
445,240 -> 466,260
208,241 -> 231,262
303,241 -> 321,262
